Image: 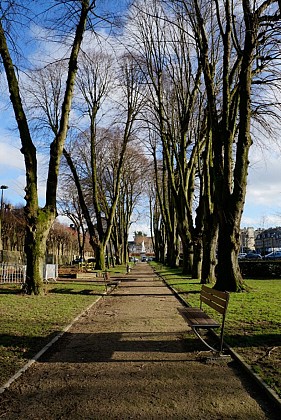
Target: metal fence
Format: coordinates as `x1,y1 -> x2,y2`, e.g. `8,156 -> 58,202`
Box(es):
0,264 -> 58,284
0,264 -> 26,284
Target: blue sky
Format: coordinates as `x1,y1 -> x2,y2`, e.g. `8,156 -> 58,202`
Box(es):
241,147 -> 281,229
2,129 -> 281,232
1,0 -> 281,232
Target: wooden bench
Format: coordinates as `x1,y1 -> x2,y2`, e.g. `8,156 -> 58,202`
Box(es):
180,285 -> 230,354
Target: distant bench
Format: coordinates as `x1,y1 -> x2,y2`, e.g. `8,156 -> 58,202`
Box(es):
179,285 -> 230,355
90,272 -> 120,294
67,270 -> 120,293
100,271 -> 120,293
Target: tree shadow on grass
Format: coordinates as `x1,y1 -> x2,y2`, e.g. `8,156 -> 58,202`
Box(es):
0,331 -> 61,360
168,281 -> 201,286
0,286 -> 105,296
225,333 -> 281,348
0,286 -> 24,295
48,287 -> 105,295
176,290 -> 201,295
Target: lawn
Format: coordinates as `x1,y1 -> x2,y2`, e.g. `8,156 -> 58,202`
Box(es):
152,263 -> 281,399
0,263 -> 129,388
1,263 -> 280,400
0,280 -> 106,388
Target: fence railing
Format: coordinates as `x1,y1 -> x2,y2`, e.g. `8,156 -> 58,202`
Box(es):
0,264 -> 58,284
0,264 -> 26,284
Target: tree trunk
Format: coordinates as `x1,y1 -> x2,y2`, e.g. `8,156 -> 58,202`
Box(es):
215,214 -> 244,291
192,239 -> 202,280
24,208 -> 55,295
201,220 -> 218,284
180,233 -> 192,275
166,235 -> 179,268
95,243 -> 106,271
0,2 -> 90,294
214,0 -> 257,292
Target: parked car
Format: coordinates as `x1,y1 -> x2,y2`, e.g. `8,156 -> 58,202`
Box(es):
245,252 -> 262,260
238,253 -> 247,259
264,251 -> 281,260
72,257 -> 85,264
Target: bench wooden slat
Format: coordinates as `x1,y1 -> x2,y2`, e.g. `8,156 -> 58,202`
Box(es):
179,285 -> 230,354
201,288 -> 228,304
201,285 -> 228,299
200,295 -> 227,315
201,289 -> 229,308
181,308 -> 220,328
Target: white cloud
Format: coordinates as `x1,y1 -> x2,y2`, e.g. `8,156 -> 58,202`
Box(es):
129,224 -> 151,241
0,141 -> 24,170
0,136 -> 48,206
241,145 -> 281,228
248,150 -> 281,201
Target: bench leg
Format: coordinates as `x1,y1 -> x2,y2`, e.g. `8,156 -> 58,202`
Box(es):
192,327 -> 222,354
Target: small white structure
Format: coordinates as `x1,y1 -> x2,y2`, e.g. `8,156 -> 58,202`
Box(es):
0,264 -> 58,284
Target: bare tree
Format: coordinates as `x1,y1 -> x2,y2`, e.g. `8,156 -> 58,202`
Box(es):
128,0 -> 206,273
57,179 -> 88,260
127,0 -> 281,290
112,144 -> 150,265
64,51 -> 145,270
46,221 -> 82,264
0,1 -> 95,294
1,205 -> 25,257
183,0 -> 281,290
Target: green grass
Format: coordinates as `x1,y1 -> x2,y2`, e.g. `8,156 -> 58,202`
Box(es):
0,281 -> 105,387
1,263 -> 280,400
152,262 -> 281,398
0,263 -> 129,387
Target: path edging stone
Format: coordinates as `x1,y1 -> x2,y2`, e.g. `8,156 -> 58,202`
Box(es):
157,270 -> 281,411
0,296 -> 103,394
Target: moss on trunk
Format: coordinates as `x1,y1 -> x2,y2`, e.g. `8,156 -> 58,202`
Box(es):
24,208 -> 56,295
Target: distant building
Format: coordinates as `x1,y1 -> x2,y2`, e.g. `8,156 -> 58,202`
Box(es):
128,234 -> 154,255
255,227 -> 281,254
240,227 -> 255,252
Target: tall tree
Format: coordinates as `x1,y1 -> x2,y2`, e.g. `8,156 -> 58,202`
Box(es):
112,145 -> 149,265
185,0 -> 281,290
57,181 -> 88,260
64,51 -> 145,270
129,0 -> 205,273
0,1 -> 94,294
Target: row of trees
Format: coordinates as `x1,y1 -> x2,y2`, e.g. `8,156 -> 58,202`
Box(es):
21,7 -> 151,275
134,0 -> 281,291
0,1 -> 280,294
0,205 -> 88,263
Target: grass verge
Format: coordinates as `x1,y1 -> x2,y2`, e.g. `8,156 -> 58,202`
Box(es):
0,280 -> 106,387
152,263 -> 281,399
0,263 -> 129,387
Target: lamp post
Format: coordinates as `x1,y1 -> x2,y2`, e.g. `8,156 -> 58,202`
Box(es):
0,185 -> 8,254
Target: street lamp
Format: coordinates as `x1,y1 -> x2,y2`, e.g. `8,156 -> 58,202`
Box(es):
0,185 -> 8,253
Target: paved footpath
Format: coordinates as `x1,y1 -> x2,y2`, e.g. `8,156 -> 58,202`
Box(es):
0,263 -> 278,419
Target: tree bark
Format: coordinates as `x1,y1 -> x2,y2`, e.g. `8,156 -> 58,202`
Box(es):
24,208 -> 55,294
214,0 -> 257,291
0,2 -> 91,294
